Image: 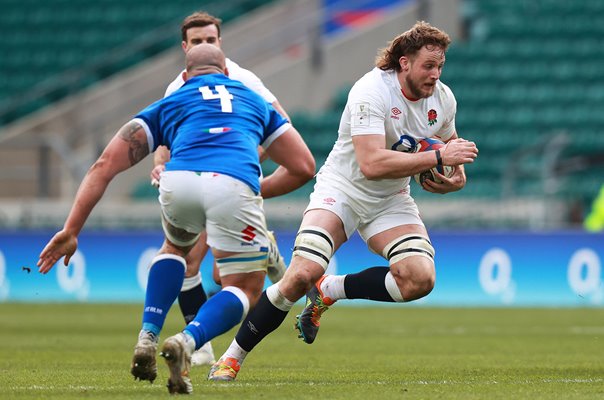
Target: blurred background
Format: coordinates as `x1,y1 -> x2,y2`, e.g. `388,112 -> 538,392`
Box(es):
2,0 -> 604,231
0,0 -> 603,305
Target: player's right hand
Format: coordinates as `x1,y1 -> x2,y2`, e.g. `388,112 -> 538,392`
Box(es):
150,164 -> 165,188
37,230 -> 78,274
442,138 -> 478,166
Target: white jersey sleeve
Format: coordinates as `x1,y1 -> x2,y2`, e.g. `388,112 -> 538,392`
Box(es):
226,58 -> 277,104
347,72 -> 389,136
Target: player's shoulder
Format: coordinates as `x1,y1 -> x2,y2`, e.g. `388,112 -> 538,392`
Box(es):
349,68 -> 390,103
164,70 -> 186,98
435,80 -> 455,102
225,58 -> 252,80
354,67 -> 388,88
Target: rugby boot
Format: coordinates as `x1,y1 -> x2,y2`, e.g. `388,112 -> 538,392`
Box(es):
295,275 -> 336,344
160,333 -> 193,394
207,357 -> 241,382
131,330 -> 158,383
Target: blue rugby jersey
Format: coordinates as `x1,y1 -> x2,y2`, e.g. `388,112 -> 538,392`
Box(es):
134,74 -> 290,194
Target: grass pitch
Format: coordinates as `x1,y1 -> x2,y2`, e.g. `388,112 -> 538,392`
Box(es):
1,304 -> 603,399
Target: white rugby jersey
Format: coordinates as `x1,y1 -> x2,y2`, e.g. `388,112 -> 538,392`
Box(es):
321,67 -> 457,198
164,58 -> 278,103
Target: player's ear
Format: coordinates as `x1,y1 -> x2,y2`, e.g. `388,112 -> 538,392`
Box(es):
399,56 -> 409,72
181,41 -> 188,53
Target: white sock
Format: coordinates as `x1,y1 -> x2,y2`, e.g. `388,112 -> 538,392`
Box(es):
320,275 -> 347,300
223,339 -> 248,364
181,332 -> 196,354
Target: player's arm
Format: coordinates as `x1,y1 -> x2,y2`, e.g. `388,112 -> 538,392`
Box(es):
353,133 -> 477,180
261,126 -> 315,199
257,100 -> 291,163
37,121 -> 150,273
151,145 -> 170,185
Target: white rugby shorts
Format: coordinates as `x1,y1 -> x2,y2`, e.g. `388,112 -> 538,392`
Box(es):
305,170 -> 424,241
158,171 -> 270,253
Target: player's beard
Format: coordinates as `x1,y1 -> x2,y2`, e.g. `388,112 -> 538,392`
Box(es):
405,75 -> 435,99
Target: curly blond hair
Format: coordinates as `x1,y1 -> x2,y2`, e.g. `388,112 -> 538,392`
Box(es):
376,21 -> 451,71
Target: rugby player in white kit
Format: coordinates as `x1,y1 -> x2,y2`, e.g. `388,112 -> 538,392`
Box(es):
208,21 -> 479,381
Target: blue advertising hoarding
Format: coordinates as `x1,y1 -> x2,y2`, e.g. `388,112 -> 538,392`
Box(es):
0,230 -> 602,306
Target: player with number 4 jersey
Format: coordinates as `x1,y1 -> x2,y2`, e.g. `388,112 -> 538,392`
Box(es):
137,74 -> 286,194
36,44 -> 315,395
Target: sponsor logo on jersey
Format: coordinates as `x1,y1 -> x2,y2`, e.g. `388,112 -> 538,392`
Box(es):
241,225 -> 257,242
428,109 -> 438,126
323,197 -> 336,205
390,107 -> 402,120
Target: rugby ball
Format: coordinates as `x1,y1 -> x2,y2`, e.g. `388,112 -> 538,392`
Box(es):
413,138 -> 454,185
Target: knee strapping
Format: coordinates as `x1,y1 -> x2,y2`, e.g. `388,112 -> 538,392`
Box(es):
215,251 -> 268,277
382,234 -> 435,264
385,271 -> 405,302
292,226 -> 334,269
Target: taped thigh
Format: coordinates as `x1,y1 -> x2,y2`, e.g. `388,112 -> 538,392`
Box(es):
382,234 -> 434,265
216,251 -> 268,277
292,226 -> 334,270
161,213 -> 200,248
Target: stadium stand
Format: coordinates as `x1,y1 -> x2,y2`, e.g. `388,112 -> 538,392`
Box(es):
0,0 -> 277,125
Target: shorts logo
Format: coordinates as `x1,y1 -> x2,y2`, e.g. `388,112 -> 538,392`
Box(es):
241,225 -> 257,242
323,197 -> 336,206
391,107 -> 401,119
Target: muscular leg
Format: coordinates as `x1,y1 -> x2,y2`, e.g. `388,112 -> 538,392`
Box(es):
178,233 -> 210,324
182,266 -> 266,350
132,231 -> 196,383
208,210 -> 346,380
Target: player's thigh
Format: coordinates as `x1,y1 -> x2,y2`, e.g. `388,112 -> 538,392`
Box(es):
360,191 -> 427,253
183,235 -> 210,277
159,171 -> 206,246
203,174 -> 270,253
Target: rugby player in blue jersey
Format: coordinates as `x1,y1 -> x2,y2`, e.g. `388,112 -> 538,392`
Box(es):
37,44 -> 315,394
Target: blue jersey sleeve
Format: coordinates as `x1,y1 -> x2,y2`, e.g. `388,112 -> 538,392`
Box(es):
261,103 -> 291,149
133,99 -> 165,152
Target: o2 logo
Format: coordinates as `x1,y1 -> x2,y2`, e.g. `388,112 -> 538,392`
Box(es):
478,248 -> 516,304
567,248 -> 602,304
391,135 -> 417,153
57,250 -> 89,301
0,250 -> 9,300
478,246 -> 603,305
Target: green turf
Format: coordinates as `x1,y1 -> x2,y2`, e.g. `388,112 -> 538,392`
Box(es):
1,304 -> 602,399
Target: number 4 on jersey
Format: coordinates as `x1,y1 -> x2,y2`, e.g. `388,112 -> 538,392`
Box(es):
199,85 -> 234,112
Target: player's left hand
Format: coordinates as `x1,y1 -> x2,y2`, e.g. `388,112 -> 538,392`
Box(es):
422,166 -> 466,194
37,230 -> 78,274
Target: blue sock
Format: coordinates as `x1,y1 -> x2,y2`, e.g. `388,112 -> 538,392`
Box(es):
184,286 -> 248,349
142,254 -> 186,336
